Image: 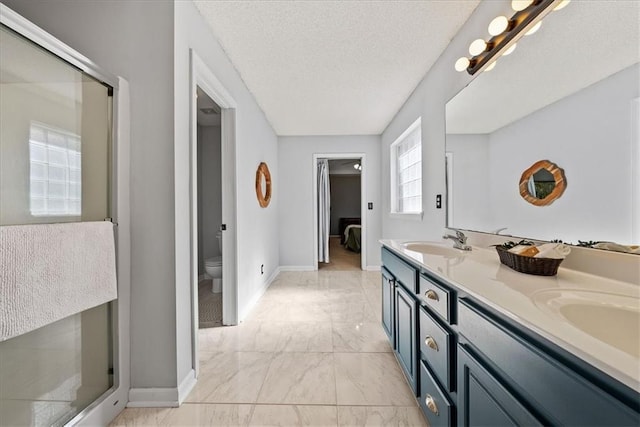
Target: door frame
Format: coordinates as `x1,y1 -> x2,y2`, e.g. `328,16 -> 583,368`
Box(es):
189,50 -> 239,378
312,153 -> 367,270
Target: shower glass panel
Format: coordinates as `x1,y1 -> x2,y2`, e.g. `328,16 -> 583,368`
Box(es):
0,25 -> 110,226
0,24 -> 113,426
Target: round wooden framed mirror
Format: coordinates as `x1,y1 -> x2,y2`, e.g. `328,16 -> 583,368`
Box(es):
519,160 -> 566,206
255,162 -> 272,208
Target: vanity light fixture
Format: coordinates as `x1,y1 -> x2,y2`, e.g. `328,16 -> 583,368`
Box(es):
455,0 -> 570,75
488,16 -> 509,36
512,0 -> 533,12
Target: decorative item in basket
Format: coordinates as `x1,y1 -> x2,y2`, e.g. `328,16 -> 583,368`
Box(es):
494,240 -> 571,276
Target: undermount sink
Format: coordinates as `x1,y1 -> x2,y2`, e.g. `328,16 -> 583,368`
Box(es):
402,242 -> 468,258
532,289 -> 640,357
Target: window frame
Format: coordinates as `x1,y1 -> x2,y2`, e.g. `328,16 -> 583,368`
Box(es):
390,117 -> 423,220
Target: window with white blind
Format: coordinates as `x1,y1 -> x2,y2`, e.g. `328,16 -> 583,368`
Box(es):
29,122 -> 82,217
390,118 -> 422,216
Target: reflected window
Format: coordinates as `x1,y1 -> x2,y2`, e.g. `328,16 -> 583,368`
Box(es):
29,122 -> 81,216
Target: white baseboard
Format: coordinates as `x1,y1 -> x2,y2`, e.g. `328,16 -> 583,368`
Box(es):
177,369 -> 197,404
127,387 -> 179,408
279,265 -> 317,271
238,266 -> 281,321
366,265 -> 381,271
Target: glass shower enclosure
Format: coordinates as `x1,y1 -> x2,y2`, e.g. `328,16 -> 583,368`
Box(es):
0,15 -> 118,427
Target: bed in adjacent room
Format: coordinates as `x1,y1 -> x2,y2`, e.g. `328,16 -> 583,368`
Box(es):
343,224 -> 362,253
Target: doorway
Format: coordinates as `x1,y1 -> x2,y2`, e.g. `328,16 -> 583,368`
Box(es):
313,153 -> 367,271
196,88 -> 223,328
189,50 -> 238,378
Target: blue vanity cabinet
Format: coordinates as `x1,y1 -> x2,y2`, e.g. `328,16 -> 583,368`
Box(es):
458,298 -> 640,426
381,244 -> 640,427
395,283 -> 418,393
381,248 -> 419,394
381,268 -> 395,346
417,273 -> 458,427
458,344 -> 543,426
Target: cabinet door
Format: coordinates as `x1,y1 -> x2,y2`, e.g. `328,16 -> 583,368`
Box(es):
395,284 -> 418,393
381,269 -> 395,346
458,345 -> 543,427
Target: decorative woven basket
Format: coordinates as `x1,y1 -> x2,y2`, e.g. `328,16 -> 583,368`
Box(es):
495,246 -> 563,276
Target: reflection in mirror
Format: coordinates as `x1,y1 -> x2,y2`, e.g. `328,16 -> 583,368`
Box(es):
445,1 -> 639,250
529,170 -> 554,199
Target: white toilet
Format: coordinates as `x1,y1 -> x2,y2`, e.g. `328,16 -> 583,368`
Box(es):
204,231 -> 223,293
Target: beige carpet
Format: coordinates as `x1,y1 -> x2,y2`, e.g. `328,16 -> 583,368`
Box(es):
318,236 -> 361,271
198,279 -> 222,329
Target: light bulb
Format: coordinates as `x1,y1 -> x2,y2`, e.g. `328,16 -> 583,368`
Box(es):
554,0 -> 571,11
469,39 -> 487,56
525,21 -> 542,35
502,43 -> 517,56
488,16 -> 509,36
455,57 -> 470,72
485,62 -> 497,72
511,0 -> 533,11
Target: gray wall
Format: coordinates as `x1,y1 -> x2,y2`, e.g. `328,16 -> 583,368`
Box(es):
329,175 -> 361,235
197,125 -> 222,275
381,1 -> 505,242
174,0 -> 280,382
278,135 -> 381,268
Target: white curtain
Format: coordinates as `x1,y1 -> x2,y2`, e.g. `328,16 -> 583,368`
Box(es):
317,159 -> 331,263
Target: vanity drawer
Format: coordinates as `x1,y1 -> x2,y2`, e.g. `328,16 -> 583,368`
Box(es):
419,360 -> 454,427
419,306 -> 453,391
458,298 -> 640,426
419,273 -> 452,323
382,248 -> 417,293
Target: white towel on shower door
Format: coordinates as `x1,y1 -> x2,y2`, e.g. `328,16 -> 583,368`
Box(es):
0,221 -> 117,341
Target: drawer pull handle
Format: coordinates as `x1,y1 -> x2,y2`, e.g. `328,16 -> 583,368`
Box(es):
425,289 -> 439,301
425,336 -> 439,351
425,394 -> 439,415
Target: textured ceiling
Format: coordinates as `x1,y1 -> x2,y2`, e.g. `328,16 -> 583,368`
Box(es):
447,1 -> 640,134
194,0 -> 480,136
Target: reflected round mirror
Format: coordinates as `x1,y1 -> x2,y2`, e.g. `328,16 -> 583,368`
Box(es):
519,160 -> 566,206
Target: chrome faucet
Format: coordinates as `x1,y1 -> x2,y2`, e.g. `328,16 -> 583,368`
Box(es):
443,230 -> 472,251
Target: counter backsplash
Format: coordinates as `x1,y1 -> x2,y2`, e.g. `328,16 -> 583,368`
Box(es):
458,230 -> 639,285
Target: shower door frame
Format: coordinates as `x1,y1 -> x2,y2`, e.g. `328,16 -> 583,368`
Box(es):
0,5 -> 131,426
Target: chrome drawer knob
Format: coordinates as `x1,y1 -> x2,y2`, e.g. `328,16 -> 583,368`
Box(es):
425,336 -> 439,351
425,289 -> 439,301
425,394 -> 439,415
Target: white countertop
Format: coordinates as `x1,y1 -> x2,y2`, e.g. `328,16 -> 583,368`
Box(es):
380,239 -> 640,393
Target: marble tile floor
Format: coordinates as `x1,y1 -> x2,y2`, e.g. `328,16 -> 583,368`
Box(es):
318,237 -> 361,271
110,271 -> 427,426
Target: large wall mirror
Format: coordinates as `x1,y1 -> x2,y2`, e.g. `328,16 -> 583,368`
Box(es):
445,1 -> 639,252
